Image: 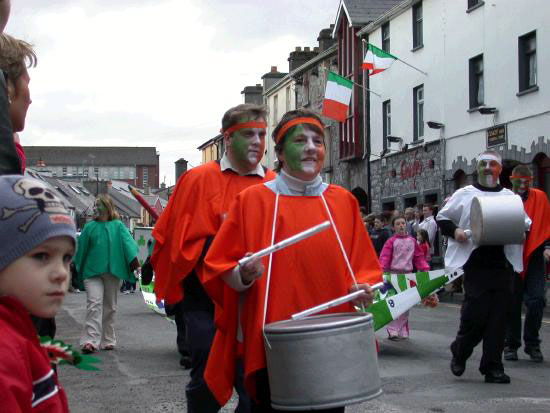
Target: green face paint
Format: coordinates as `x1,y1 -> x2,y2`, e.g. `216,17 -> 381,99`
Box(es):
477,160 -> 501,188
228,116 -> 266,170
511,177 -> 530,194
281,125 -> 325,180
94,199 -> 107,216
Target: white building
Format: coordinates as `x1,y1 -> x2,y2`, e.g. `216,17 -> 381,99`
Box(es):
360,0 -> 550,209
264,74 -> 295,169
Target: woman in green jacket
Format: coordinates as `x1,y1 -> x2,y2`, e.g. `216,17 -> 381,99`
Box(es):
74,195 -> 138,353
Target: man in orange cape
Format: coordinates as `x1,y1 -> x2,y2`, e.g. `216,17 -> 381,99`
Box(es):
151,104 -> 275,413
202,109 -> 382,412
504,164 -> 550,363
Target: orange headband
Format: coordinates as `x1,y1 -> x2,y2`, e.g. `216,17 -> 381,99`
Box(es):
222,121 -> 266,136
510,175 -> 533,180
274,117 -> 324,144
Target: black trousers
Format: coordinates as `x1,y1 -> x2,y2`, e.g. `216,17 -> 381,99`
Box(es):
184,310 -> 250,413
451,266 -> 513,375
251,369 -> 345,413
505,249 -> 546,350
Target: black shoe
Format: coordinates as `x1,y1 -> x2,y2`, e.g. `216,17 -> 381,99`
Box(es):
484,370 -> 511,384
180,356 -> 192,369
503,347 -> 518,361
525,347 -> 544,363
450,357 -> 466,377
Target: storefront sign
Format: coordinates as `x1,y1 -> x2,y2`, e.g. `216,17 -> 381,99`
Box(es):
486,124 -> 507,148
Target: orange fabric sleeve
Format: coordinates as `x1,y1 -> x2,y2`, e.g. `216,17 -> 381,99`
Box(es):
522,188 -> 550,278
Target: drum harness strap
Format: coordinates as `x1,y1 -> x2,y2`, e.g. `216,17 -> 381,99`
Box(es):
262,192 -> 362,349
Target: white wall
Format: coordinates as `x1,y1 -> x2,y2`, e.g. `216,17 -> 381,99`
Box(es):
368,0 -> 550,168
263,78 -> 295,169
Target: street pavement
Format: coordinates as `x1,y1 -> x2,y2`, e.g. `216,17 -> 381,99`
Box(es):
57,291 -> 550,412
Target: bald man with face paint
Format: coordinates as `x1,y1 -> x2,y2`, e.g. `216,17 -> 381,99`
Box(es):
504,165 -> 550,363
202,109 -> 382,412
151,104 -> 275,413
436,150 -> 529,384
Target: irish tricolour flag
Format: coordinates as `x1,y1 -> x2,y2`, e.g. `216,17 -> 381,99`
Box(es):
322,71 -> 353,122
362,43 -> 397,75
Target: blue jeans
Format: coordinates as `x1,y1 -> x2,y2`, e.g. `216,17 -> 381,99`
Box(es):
505,248 -> 547,350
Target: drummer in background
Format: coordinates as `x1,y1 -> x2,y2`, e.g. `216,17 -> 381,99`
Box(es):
202,109 -> 382,412
504,165 -> 550,363
436,150 -> 529,384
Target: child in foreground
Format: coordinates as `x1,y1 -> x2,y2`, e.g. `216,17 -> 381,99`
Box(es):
379,215 -> 430,340
0,175 -> 75,412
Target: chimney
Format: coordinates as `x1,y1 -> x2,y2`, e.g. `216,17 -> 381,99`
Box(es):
288,46 -> 319,72
175,158 -> 188,183
317,25 -> 336,52
240,84 -> 264,105
261,66 -> 287,91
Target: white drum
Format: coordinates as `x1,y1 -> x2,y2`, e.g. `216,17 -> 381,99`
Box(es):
470,195 -> 525,245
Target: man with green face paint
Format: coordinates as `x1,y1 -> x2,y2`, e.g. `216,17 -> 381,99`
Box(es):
151,104 -> 275,413
437,150 -> 530,384
504,165 -> 550,362
202,109 -> 382,412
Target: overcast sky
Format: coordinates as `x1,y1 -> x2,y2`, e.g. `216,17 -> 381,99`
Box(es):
8,0 -> 339,185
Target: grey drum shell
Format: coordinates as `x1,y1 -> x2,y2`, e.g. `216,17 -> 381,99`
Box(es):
470,195 -> 525,245
264,312 -> 381,411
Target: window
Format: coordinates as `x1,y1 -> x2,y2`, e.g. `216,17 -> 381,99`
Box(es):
273,95 -> 278,126
469,54 -> 484,108
467,0 -> 483,9
381,23 -> 390,52
382,100 -> 391,150
62,166 -> 67,176
285,86 -> 291,111
129,168 -> 135,179
519,31 -> 537,92
412,2 -> 423,49
143,167 -> 148,186
413,85 -> 424,141
94,167 -> 99,177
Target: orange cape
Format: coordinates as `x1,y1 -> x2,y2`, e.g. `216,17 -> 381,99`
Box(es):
151,162 -> 275,304
202,184 -> 382,405
522,188 -> 550,278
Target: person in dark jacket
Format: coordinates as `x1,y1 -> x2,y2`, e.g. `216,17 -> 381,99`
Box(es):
369,215 -> 391,257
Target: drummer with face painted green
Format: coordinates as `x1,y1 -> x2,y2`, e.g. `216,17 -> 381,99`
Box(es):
436,150 -> 530,384
203,108 -> 382,412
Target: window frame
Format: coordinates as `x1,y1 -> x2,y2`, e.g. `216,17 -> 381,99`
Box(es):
469,54 -> 484,109
381,22 -> 390,53
382,99 -> 391,151
413,84 -> 424,141
412,2 -> 423,50
518,31 -> 537,93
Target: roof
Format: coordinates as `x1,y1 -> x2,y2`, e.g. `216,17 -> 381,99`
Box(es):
24,146 -> 159,166
357,0 -> 412,36
332,0 -> 404,36
35,173 -> 95,215
197,134 -> 223,150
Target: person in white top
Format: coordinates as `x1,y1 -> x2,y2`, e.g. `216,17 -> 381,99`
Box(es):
436,150 -> 530,385
418,204 -> 438,254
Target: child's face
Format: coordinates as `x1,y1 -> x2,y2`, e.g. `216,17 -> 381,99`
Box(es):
0,236 -> 74,318
374,219 -> 383,230
393,218 -> 407,235
417,233 -> 422,243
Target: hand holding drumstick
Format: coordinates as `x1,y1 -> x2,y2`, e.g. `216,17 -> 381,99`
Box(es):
239,252 -> 265,285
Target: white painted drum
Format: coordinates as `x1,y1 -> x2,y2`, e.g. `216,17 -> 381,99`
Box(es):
470,195 -> 525,245
263,312 -> 381,411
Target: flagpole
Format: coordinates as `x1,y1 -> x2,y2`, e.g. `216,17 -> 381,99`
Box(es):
320,66 -> 381,97
361,39 -> 428,76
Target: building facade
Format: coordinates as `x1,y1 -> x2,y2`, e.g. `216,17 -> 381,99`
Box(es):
360,0 -> 550,212
24,146 -> 160,189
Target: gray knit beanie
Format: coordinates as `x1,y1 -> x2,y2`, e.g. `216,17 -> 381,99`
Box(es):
0,175 -> 76,271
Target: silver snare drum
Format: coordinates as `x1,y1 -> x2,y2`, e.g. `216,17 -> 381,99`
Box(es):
264,312 -> 381,411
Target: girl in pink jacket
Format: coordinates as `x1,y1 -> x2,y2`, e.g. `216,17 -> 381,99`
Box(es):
379,215 -> 430,340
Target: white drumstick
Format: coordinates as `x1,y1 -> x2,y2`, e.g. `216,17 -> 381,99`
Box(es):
238,221 -> 331,267
291,282 -> 385,320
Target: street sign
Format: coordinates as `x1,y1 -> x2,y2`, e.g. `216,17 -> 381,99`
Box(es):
486,124 -> 507,148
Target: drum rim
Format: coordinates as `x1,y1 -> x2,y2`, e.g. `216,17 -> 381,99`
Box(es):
264,312 -> 372,334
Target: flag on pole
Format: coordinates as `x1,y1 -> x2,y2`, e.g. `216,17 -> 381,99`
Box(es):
362,43 -> 397,75
364,269 -> 464,331
322,71 -> 353,122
